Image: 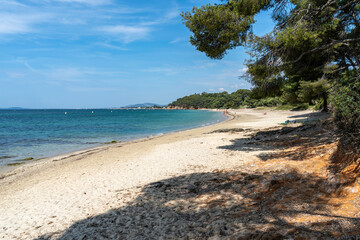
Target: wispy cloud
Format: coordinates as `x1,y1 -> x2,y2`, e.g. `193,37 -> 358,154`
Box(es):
230,82 -> 249,89
0,13 -> 50,34
0,0 -> 27,8
18,60 -> 122,83
20,63 -> 90,82
165,7 -> 180,21
169,37 -> 184,44
44,67 -> 95,80
142,67 -> 178,76
98,25 -> 151,43
23,61 -> 38,73
52,0 -> 111,6
97,42 -> 129,51
192,60 -> 217,70
57,17 -> 86,25
5,71 -> 25,78
67,87 -> 121,92
141,8 -> 179,26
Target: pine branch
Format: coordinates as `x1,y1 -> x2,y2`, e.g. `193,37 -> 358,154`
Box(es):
289,38 -> 360,65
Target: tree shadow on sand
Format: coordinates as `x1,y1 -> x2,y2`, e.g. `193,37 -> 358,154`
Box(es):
218,120 -> 337,162
37,169 -> 360,240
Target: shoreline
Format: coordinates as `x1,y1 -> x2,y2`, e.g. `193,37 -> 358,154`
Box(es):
0,110 -> 234,183
0,109 -> 228,177
1,109 -> 328,239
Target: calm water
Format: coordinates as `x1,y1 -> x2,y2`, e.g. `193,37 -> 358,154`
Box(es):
0,109 -> 226,167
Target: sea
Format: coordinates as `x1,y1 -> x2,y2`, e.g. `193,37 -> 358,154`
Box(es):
0,109 -> 226,167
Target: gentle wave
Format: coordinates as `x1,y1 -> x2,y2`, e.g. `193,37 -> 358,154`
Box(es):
0,109 -> 226,167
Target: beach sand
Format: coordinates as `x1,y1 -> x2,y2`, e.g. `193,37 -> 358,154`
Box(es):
1,109 -> 359,239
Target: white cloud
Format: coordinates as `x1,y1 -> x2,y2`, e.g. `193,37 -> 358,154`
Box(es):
0,14 -> 32,34
143,67 -> 178,76
53,0 -> 111,6
192,61 -> 217,70
67,87 -> 121,92
21,64 -> 91,82
57,17 -> 86,25
230,83 -> 250,89
169,37 -> 184,44
238,67 -> 248,73
165,9 -> 179,20
42,67 -> 126,81
0,0 -> 26,8
6,71 -> 25,78
98,42 -> 129,51
16,59 -> 39,73
45,68 -> 92,80
218,88 -> 225,91
98,25 -> 151,43
142,8 -> 179,26
0,13 -> 51,34
19,61 -> 125,83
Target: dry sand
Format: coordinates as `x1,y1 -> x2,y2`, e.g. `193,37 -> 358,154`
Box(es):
0,109 -> 326,239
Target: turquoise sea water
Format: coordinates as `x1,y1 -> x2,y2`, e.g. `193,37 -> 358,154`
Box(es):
0,109 -> 226,167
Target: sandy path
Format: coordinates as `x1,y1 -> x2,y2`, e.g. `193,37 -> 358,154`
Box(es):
0,109 -> 314,239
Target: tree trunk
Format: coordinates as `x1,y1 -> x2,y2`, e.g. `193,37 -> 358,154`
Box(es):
322,93 -> 328,112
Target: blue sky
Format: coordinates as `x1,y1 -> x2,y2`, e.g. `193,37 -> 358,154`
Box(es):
0,0 -> 273,108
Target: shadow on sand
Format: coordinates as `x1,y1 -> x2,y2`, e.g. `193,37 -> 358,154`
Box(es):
218,120 -> 336,162
37,169 -> 360,239
37,112 -> 360,239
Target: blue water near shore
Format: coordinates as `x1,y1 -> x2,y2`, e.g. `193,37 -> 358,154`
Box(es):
0,109 -> 226,167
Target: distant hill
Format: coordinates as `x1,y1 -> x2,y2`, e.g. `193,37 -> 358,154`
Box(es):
123,103 -> 166,108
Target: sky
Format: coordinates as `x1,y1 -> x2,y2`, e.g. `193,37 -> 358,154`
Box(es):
0,0 -> 274,108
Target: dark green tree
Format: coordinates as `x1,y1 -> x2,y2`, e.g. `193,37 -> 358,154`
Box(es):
169,90 -> 252,109
182,0 -> 360,111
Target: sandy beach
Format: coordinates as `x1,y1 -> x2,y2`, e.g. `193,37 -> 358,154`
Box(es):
1,109 -> 359,239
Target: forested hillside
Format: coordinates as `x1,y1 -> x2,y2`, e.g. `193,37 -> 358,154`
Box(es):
169,89 -> 322,110
169,90 -> 252,109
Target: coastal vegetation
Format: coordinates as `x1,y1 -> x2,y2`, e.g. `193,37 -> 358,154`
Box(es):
181,0 -> 360,176
181,0 -> 359,117
169,89 -> 252,109
169,89 -> 313,109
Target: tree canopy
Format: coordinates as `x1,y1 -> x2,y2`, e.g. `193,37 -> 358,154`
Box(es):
169,90 -> 252,109
182,0 -> 360,112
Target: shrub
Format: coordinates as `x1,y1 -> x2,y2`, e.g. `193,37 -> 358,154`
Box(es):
331,70 -> 360,134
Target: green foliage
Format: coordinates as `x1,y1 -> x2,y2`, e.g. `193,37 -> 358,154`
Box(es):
181,4 -> 254,59
169,89 -> 288,109
276,104 -> 310,111
180,0 -> 276,59
243,96 -> 283,108
7,162 -> 25,166
182,0 -> 360,113
169,90 -> 251,109
298,79 -> 330,103
332,70 -> 360,133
